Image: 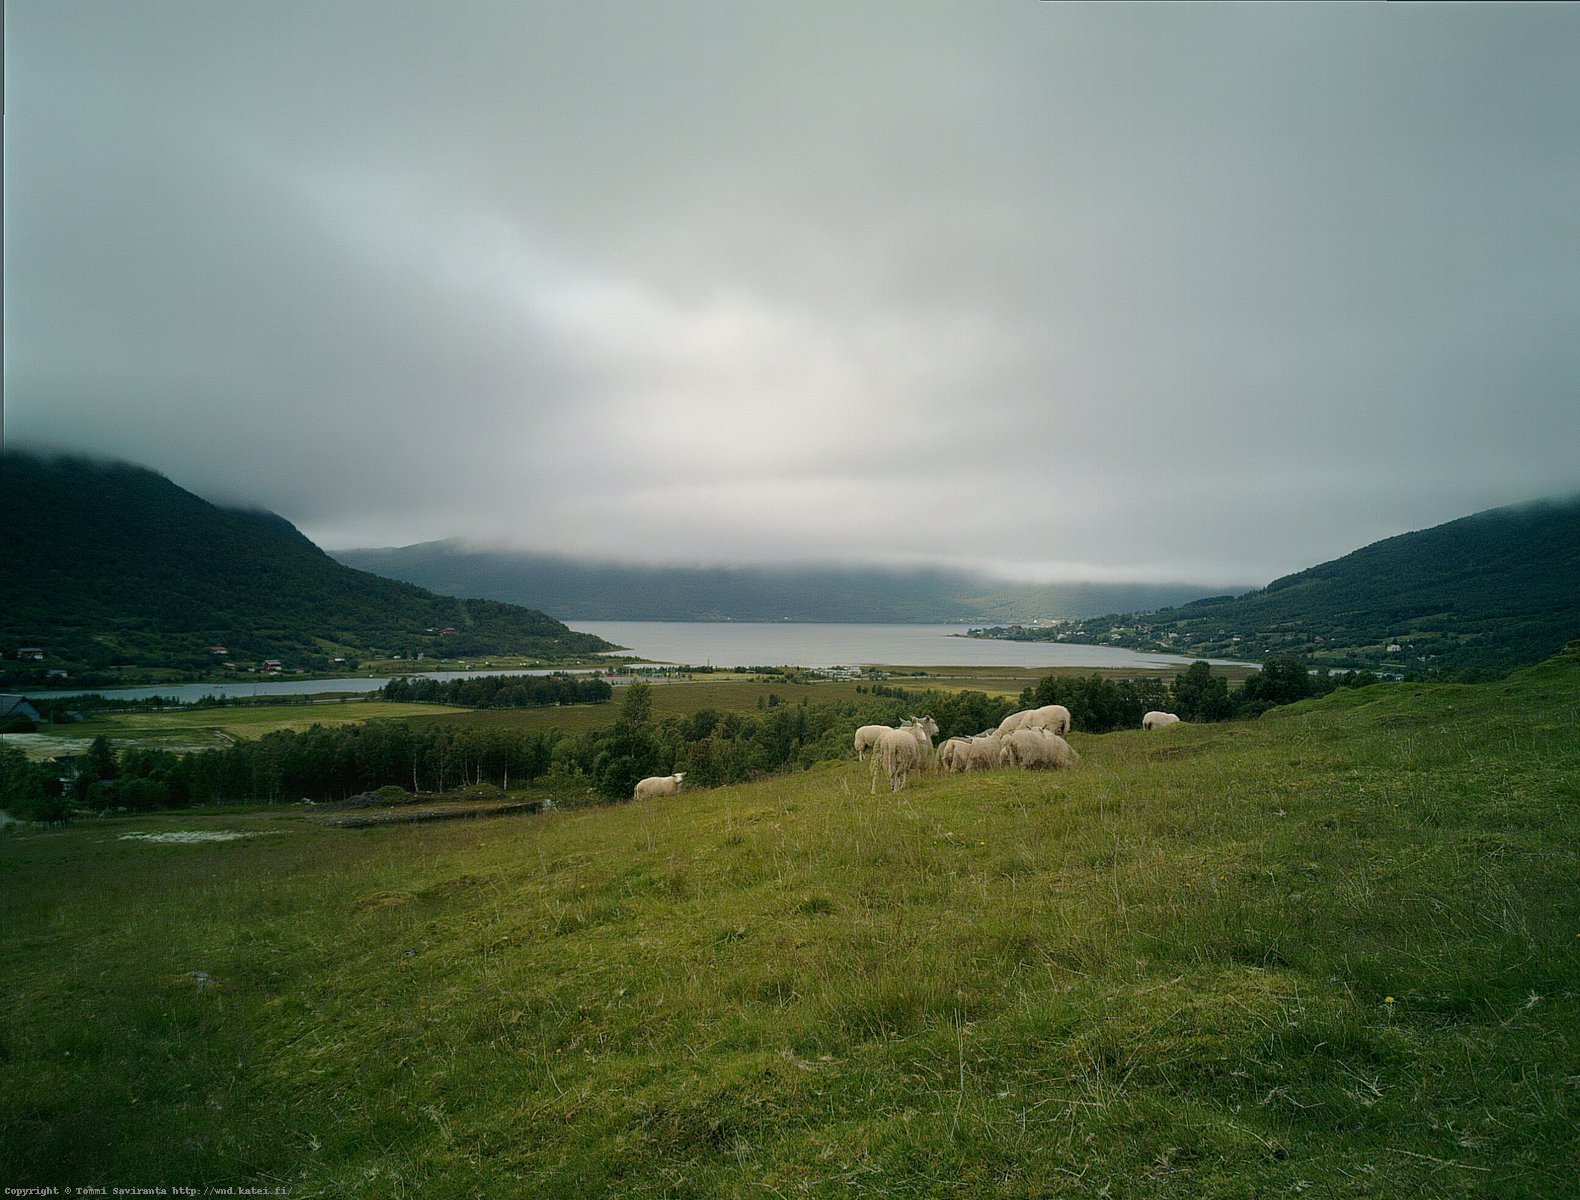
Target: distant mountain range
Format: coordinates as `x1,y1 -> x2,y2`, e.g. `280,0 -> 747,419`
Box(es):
0,452 -> 617,683
330,542 -> 1233,624
972,495 -> 1580,674
8,448 -> 1574,684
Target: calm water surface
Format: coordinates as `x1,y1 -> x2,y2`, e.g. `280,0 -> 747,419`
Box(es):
29,668 -> 592,704
570,621 -> 1256,672
31,622 -> 1256,702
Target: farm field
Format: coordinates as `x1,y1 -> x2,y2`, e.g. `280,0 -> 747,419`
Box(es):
16,670 -> 1132,752
6,665 -> 1259,760
407,678 -> 874,736
3,649 -> 1577,1195
3,701 -> 472,760
9,681 -> 872,754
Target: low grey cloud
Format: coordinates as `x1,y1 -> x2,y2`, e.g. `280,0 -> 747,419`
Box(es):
6,2 -> 1578,587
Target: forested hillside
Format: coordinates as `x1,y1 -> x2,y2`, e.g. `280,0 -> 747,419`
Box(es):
973,495 -> 1580,673
0,452 -> 616,683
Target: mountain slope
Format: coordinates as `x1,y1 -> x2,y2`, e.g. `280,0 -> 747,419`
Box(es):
983,495 -> 1580,673
332,542 -> 1230,623
0,452 -> 616,680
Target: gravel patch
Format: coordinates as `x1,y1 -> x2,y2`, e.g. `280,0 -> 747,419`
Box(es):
118,830 -> 264,844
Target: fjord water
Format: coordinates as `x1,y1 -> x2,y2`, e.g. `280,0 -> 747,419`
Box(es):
565,621 -> 1255,671
31,622 -> 1257,702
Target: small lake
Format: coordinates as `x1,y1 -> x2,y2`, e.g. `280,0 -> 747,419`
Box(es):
27,622 -> 1257,702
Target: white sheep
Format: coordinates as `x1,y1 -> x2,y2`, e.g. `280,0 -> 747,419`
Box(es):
962,731 -> 1005,771
855,716 -> 936,763
936,737 -> 972,774
1024,704 -> 1073,735
871,729 -> 922,793
869,716 -> 939,794
999,728 -> 1079,770
999,704 -> 1074,735
853,725 -> 889,761
1142,711 -> 1181,730
632,772 -> 686,801
899,716 -> 940,771
996,709 -> 1035,735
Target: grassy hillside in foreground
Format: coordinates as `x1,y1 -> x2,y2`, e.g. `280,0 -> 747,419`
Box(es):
3,649 -> 1578,1195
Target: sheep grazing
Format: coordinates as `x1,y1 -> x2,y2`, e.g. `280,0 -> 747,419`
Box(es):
869,715 -> 939,794
853,725 -> 889,762
632,772 -> 687,801
1142,711 -> 1181,731
1000,704 -> 1074,735
996,709 -> 1034,735
936,737 -> 973,774
1025,704 -> 1073,735
872,729 -> 922,793
962,731 -> 1005,771
999,728 -> 1079,770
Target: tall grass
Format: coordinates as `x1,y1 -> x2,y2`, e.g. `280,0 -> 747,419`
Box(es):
3,652 -> 1577,1195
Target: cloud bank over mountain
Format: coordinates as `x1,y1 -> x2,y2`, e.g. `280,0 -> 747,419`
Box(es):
7,3 -> 1578,586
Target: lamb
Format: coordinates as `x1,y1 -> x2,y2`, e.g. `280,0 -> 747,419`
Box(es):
999,727 -> 1079,770
1142,711 -> 1181,730
869,715 -> 939,793
632,772 -> 686,801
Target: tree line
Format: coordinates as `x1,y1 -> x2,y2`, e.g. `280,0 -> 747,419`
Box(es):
1,682 -> 949,818
380,672 -> 614,707
1010,657 -> 1379,730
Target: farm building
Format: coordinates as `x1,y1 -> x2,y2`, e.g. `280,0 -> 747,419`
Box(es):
1,695 -> 41,726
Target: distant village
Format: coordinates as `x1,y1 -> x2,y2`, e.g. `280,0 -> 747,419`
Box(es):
964,618 -> 1420,678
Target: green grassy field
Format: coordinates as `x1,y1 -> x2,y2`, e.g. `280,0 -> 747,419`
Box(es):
3,651 -> 1577,1195
5,701 -> 473,759
21,666 -> 1254,751
400,668 -> 1184,737
407,678 -> 876,736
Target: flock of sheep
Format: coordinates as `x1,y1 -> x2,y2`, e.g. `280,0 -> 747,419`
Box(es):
856,704 -> 1183,793
855,704 -> 1076,794
631,705 -> 1183,800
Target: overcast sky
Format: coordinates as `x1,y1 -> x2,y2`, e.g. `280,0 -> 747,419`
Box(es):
6,2 -> 1578,587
